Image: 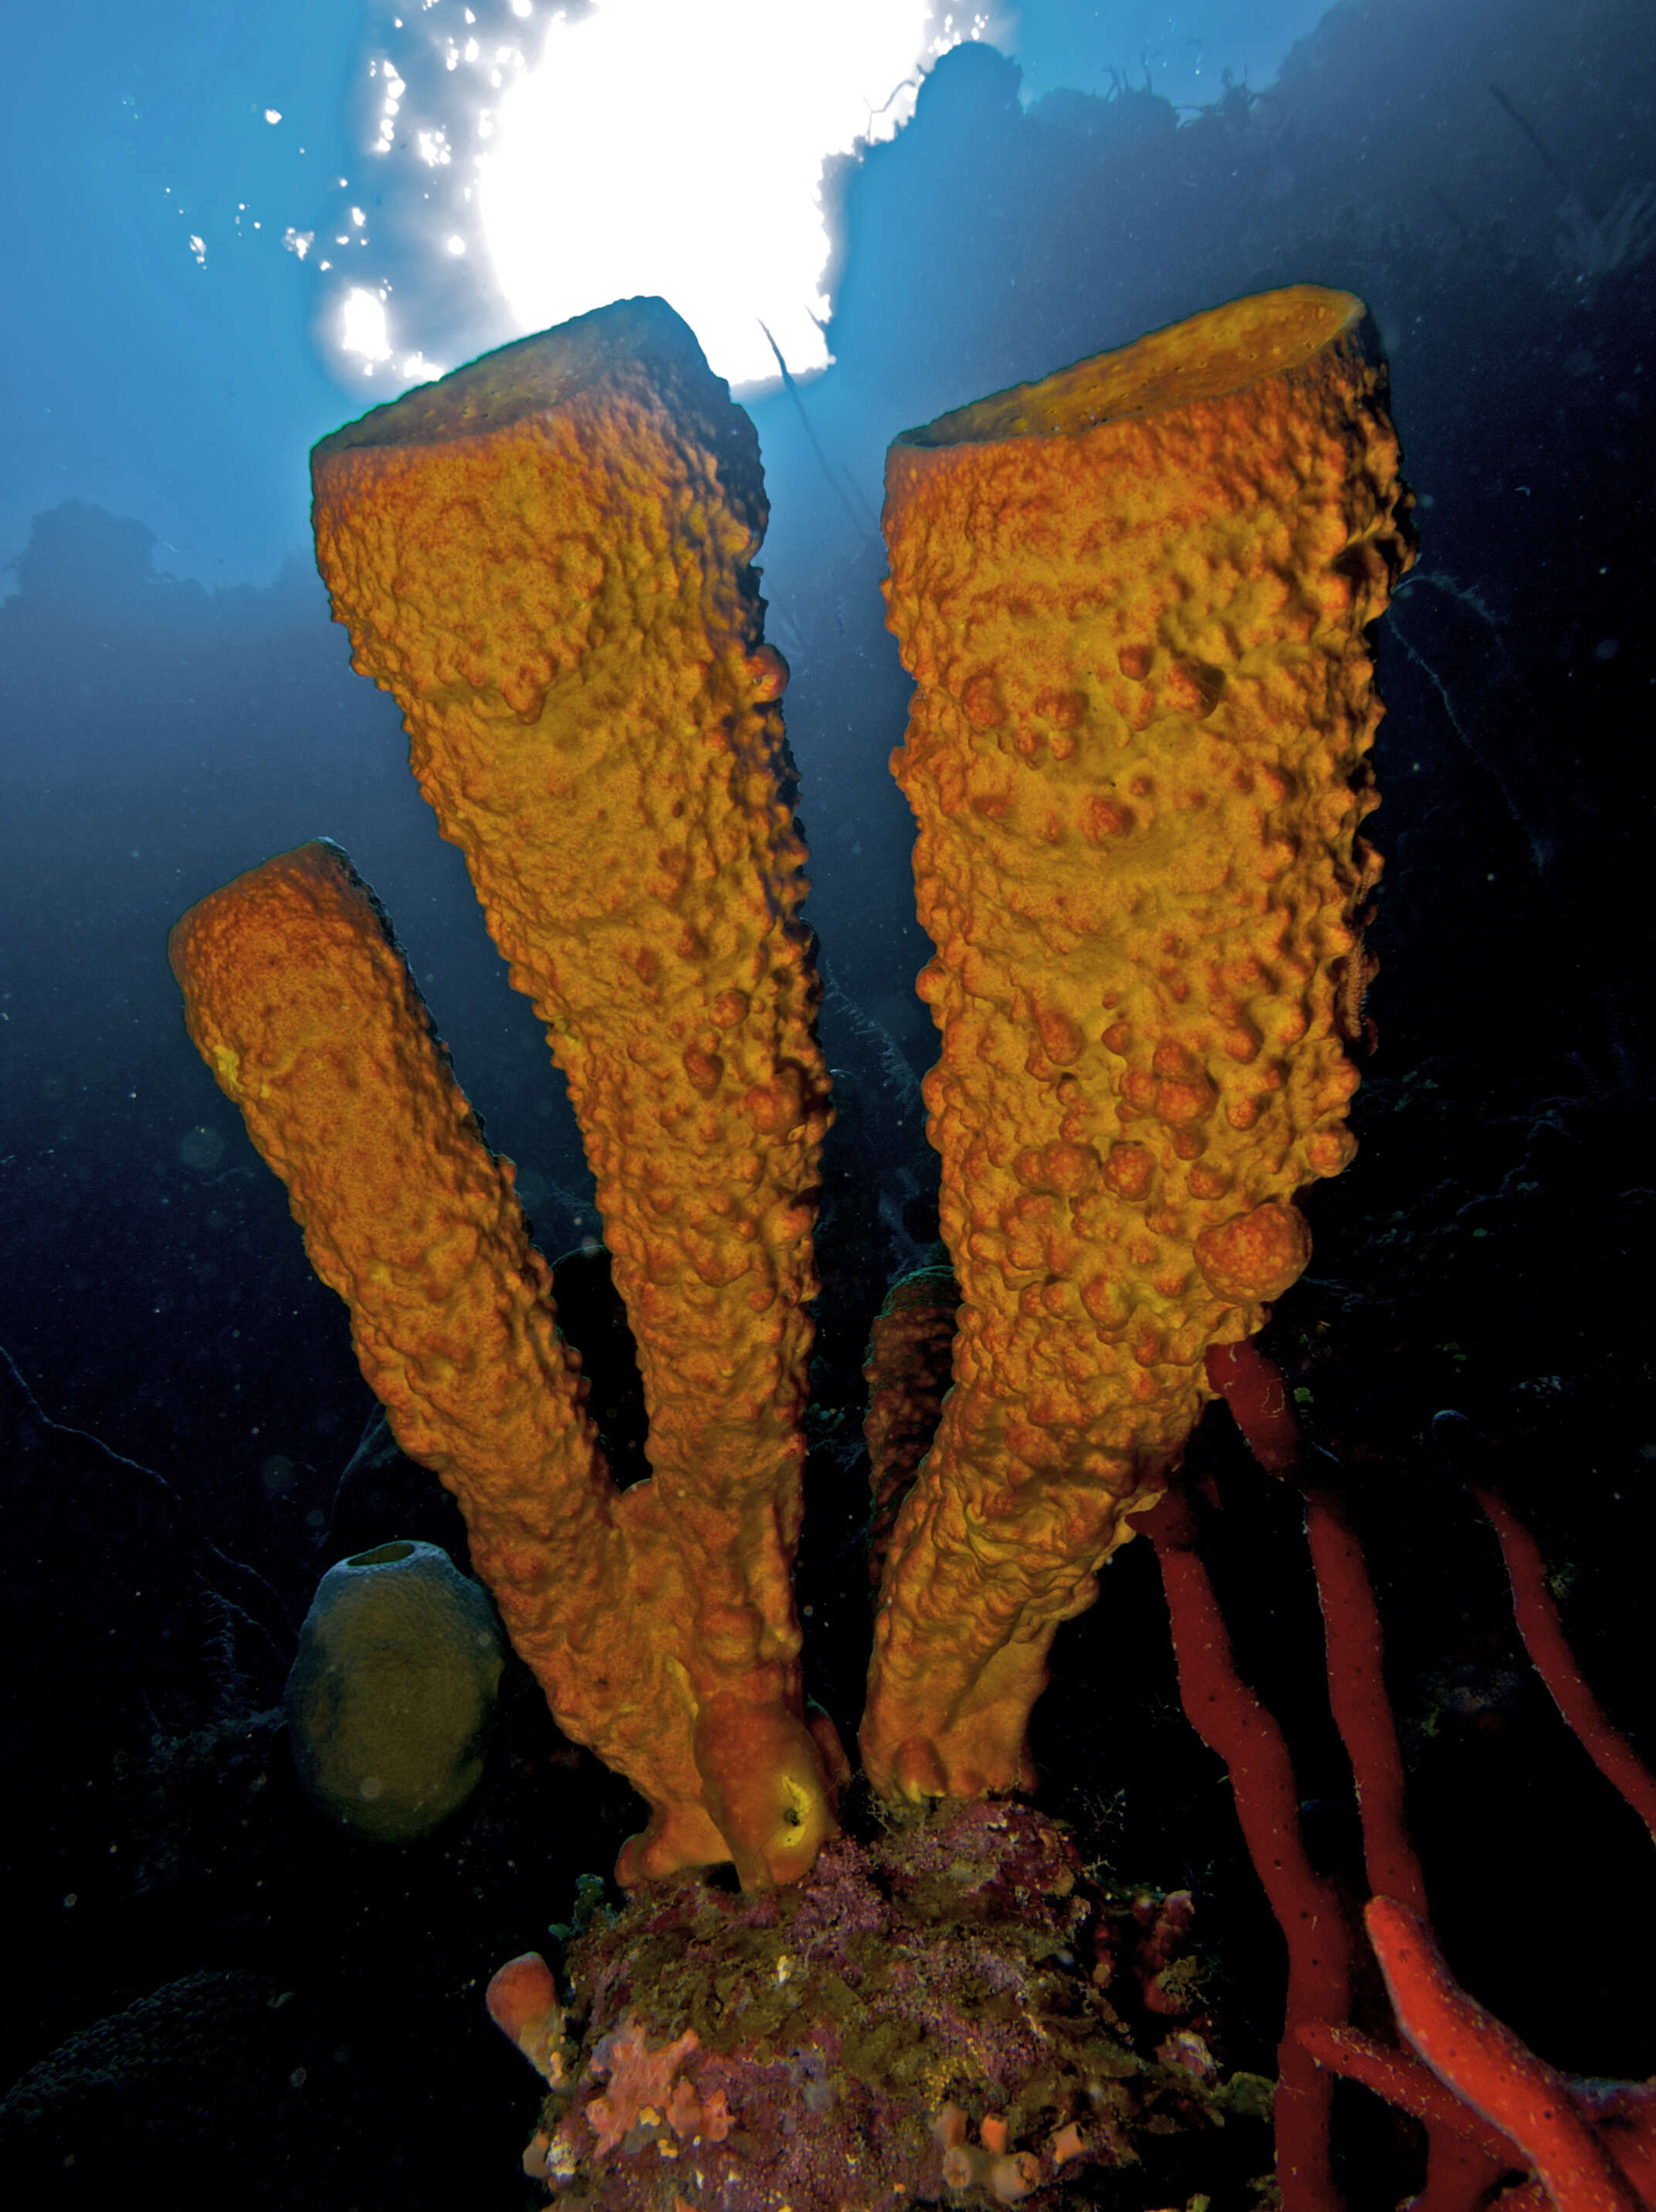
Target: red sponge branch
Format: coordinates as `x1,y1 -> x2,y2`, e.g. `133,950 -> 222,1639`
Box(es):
1365,1896 -> 1648,2212
1146,1476 -> 1353,2212
1432,1413 -> 1656,1841
1293,2017 -> 1516,2164
1196,1344 -> 1656,2212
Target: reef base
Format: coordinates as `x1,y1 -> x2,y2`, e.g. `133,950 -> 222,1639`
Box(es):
513,1799 -> 1271,2210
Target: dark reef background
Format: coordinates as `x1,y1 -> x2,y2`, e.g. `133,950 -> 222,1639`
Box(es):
2,0 -> 1654,2203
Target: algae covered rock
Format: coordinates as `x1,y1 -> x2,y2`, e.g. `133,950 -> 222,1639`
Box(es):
285,1539 -> 505,1842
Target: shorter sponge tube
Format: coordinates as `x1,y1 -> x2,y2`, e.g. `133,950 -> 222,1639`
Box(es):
168,838 -> 708,1841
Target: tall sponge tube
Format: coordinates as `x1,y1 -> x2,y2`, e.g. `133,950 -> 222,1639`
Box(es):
862,286 -> 1415,1804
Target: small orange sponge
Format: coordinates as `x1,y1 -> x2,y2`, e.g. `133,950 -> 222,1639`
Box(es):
862,286 -> 1415,1801
862,1264 -> 959,1590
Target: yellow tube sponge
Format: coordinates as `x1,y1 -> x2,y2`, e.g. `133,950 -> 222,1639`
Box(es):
862,286 -> 1415,1803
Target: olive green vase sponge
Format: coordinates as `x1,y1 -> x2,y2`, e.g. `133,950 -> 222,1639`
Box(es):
285,1540 -> 506,1842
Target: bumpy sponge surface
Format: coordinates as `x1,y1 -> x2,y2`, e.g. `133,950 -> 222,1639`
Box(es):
863,286 -> 1415,1801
